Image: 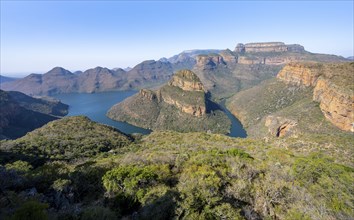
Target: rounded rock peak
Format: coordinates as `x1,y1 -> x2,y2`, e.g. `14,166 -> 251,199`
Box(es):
174,69 -> 202,82
168,70 -> 205,92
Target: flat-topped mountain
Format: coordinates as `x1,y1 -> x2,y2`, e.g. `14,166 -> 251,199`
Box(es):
0,90 -> 68,139
191,42 -> 348,99
107,70 -> 230,133
235,42 -> 305,53
1,42 -> 348,98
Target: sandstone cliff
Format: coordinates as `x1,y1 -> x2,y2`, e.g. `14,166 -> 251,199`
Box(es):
277,62 -> 354,132
107,70 -> 230,133
235,42 -> 305,53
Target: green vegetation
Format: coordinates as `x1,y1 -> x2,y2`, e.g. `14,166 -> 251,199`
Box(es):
226,76 -> 354,166
0,117 -> 352,219
0,116 -> 132,163
108,70 -> 231,134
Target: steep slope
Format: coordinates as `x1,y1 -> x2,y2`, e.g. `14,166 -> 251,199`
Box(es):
125,60 -> 173,89
1,67 -> 78,95
1,61 -> 173,95
107,70 -> 230,134
0,90 -> 68,140
191,42 -> 348,99
77,67 -> 127,93
226,62 -> 354,162
6,91 -> 68,116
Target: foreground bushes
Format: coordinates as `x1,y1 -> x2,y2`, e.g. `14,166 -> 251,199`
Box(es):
1,131 -> 353,219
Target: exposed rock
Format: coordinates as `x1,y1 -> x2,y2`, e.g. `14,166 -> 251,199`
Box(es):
277,62 -> 354,132
313,78 -> 354,132
107,70 -> 230,133
277,62 -> 321,86
265,116 -> 297,137
219,49 -> 238,64
238,56 -> 265,65
168,69 -> 205,92
234,42 -> 305,53
235,43 -> 245,53
139,89 -> 160,101
196,54 -> 226,70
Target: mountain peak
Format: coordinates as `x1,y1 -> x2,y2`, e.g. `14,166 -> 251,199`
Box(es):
168,69 -> 204,92
46,67 -> 72,76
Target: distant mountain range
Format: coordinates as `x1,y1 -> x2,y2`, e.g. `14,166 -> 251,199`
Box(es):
0,75 -> 18,84
1,42 -> 349,97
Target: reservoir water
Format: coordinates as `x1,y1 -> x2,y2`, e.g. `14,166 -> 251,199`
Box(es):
52,91 -> 247,138
52,91 -> 151,135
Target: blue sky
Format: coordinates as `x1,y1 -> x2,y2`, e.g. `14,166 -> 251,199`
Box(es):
1,1 -> 353,76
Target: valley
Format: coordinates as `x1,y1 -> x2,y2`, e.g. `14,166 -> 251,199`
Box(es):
1,42 -> 353,220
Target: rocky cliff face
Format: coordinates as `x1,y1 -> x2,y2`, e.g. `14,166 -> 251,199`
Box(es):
277,62 -> 321,86
107,70 -> 230,133
313,78 -> 354,132
235,42 -> 305,53
277,62 -> 354,132
196,54 -> 226,70
168,69 -> 205,92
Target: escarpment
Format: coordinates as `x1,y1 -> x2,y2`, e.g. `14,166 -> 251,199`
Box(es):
277,62 -> 354,132
107,69 -> 230,133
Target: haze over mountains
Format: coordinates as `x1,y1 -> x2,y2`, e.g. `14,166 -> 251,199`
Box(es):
1,41 -> 353,220
1,42 -> 348,97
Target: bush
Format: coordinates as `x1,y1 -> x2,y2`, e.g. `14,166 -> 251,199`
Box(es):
10,201 -> 48,220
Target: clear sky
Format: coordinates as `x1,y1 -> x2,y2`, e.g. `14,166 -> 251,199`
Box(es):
1,1 -> 353,76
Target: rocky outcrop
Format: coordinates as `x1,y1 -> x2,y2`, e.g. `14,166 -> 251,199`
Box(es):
277,62 -> 321,86
139,89 -> 160,101
168,69 -> 205,92
196,54 -> 226,70
162,69 -> 206,117
313,78 -> 354,132
238,56 -> 265,65
265,116 -> 297,137
277,62 -> 354,132
235,42 -> 305,53
219,49 -> 238,64
107,70 -> 230,134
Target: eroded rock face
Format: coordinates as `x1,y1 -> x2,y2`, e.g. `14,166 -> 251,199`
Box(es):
277,62 -> 354,132
265,116 -> 298,137
168,69 -> 205,92
139,89 -> 160,102
219,49 -> 238,64
196,54 -> 226,70
277,62 -> 321,86
107,69 -> 231,133
234,42 -> 305,53
163,70 -> 206,116
313,78 -> 354,132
